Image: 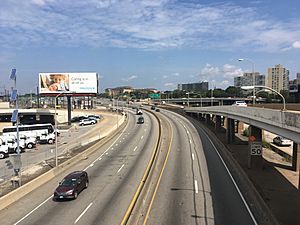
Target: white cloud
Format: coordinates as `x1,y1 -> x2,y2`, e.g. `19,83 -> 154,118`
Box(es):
292,41 -> 300,49
0,0 -> 299,51
164,82 -> 175,87
200,64 -> 220,76
122,75 -> 138,82
198,63 -> 243,88
163,75 -> 168,79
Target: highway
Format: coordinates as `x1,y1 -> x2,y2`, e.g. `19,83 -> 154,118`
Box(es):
0,107 -> 261,225
0,110 -> 159,225
142,109 -> 257,225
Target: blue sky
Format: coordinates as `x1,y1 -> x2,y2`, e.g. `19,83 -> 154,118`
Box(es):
1,0 -> 300,93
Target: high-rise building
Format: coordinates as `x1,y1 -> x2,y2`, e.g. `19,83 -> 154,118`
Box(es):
234,72 -> 265,87
267,64 -> 289,92
177,81 -> 208,92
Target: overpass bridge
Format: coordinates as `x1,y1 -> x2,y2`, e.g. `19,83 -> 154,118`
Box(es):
153,97 -> 252,106
184,106 -> 300,186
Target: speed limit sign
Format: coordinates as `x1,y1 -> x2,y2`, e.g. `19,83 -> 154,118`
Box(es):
250,142 -> 262,155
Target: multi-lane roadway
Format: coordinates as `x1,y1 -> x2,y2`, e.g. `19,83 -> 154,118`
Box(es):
0,107 -> 261,225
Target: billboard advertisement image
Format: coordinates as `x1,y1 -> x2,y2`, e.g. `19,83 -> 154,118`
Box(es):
39,73 -> 98,94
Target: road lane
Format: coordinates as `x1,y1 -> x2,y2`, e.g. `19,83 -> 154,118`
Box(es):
145,109 -> 257,225
0,110 -> 159,225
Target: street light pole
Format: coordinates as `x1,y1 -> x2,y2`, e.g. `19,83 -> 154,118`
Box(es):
238,58 -> 256,105
55,92 -> 65,167
241,85 -> 286,110
186,92 -> 190,107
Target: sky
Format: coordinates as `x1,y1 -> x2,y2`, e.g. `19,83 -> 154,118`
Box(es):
0,0 -> 300,94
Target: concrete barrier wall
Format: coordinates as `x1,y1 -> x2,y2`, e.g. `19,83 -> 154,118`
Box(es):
186,106 -> 300,133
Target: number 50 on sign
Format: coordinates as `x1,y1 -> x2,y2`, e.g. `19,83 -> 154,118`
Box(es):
250,142 -> 262,155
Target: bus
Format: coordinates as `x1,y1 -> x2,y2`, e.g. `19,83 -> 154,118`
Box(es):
2,123 -> 55,139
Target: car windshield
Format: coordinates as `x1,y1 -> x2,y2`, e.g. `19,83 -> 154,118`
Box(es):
60,178 -> 76,187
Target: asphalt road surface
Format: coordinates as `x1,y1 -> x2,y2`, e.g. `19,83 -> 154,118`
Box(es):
144,109 -> 257,225
0,110 -> 159,225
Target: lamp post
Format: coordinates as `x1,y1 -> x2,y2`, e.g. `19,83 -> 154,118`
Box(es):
186,92 -> 190,107
198,94 -> 203,107
55,92 -> 65,167
116,96 -> 122,129
238,58 -> 256,105
241,85 -> 286,110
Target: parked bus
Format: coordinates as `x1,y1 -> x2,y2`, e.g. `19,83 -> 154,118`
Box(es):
2,123 -> 55,139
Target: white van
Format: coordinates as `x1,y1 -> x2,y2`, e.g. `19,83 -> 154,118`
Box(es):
0,144 -> 9,159
0,136 -> 25,153
39,132 -> 55,144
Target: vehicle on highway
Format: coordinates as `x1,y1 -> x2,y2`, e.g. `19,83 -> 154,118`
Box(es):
232,101 -> 247,107
273,136 -> 293,146
53,171 -> 89,200
39,132 -> 55,144
0,144 -> 9,159
136,109 -> 143,115
79,118 -> 97,126
155,108 -> 160,112
137,116 -> 144,124
151,106 -> 155,110
2,123 -> 55,139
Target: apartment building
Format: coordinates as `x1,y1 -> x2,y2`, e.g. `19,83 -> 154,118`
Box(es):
267,64 -> 289,92
234,72 -> 265,87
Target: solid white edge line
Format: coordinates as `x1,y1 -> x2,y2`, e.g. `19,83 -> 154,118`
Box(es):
117,164 -> 125,173
14,195 -> 53,225
194,180 -> 198,194
201,129 -> 258,225
192,153 -> 195,161
74,202 -> 93,224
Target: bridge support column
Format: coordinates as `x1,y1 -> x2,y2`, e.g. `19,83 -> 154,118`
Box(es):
248,125 -> 263,169
226,118 -> 235,144
205,114 -> 211,125
292,143 -> 300,172
215,115 -> 222,131
197,113 -> 200,121
67,96 -> 72,125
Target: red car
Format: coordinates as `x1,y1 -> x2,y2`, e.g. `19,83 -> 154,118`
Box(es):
53,171 -> 89,200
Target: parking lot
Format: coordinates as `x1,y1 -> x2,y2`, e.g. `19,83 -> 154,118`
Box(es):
0,110 -> 123,182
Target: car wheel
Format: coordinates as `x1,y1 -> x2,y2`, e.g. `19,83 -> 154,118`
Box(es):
48,139 -> 54,144
27,143 -> 33,149
0,153 -> 5,159
74,191 -> 78,199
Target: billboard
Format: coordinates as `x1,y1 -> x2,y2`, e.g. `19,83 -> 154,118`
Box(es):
39,73 -> 98,94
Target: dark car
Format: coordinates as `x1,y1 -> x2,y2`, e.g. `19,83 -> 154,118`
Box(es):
151,106 -> 155,110
137,116 -> 144,124
53,171 -> 89,200
155,108 -> 160,112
